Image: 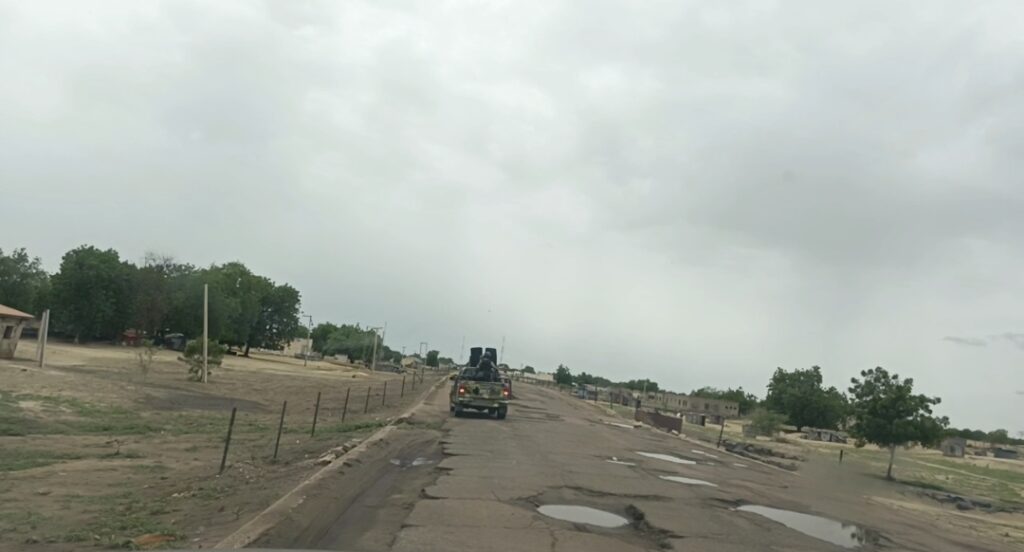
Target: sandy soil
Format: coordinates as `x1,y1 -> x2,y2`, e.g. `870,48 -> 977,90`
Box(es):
0,341 -> 441,551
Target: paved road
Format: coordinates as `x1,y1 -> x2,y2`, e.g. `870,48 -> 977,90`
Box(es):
252,382 -> 998,552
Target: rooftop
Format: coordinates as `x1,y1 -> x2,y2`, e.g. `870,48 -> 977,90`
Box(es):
0,304 -> 34,319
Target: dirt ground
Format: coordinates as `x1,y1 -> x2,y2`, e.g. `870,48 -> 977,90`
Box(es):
604,402 -> 1024,549
0,341 -> 441,551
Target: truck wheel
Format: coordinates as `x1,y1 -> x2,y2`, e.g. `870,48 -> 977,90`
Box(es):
453,405 -> 463,417
496,406 -> 507,420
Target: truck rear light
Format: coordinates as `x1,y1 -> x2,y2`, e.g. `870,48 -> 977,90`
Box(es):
502,386 -> 510,397
458,385 -> 466,395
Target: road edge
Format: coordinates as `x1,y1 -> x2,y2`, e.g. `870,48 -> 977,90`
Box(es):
215,375 -> 449,549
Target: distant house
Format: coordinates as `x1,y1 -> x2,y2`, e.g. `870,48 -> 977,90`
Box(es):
993,447 -> 1020,460
658,392 -> 740,418
282,338 -> 312,358
401,356 -> 418,367
940,437 -> 967,458
805,428 -> 849,444
0,304 -> 34,360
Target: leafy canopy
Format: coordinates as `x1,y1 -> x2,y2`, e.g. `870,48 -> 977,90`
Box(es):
764,366 -> 847,431
848,367 -> 947,479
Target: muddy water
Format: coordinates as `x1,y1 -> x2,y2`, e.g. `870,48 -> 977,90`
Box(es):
606,457 -> 636,466
736,505 -> 867,549
537,505 -> 629,528
636,451 -> 696,465
659,475 -> 717,487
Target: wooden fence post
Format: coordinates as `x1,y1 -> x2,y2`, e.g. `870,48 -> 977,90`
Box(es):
273,401 -> 287,459
341,387 -> 351,423
311,391 -> 322,437
220,407 -> 237,474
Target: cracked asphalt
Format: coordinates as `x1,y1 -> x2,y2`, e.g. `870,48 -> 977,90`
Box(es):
254,382 -> 1005,552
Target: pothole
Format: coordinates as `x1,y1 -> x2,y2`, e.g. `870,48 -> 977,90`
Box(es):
389,457 -> 435,468
733,463 -> 747,468
660,475 -> 717,487
604,422 -> 635,429
736,505 -> 870,549
537,505 -> 629,528
606,457 -> 636,466
636,452 -> 696,465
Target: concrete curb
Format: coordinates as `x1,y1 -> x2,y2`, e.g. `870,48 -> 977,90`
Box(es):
215,376 -> 449,549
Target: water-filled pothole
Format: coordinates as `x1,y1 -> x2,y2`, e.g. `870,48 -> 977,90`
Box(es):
636,452 -> 696,465
537,505 -> 629,527
606,456 -> 636,466
733,463 -> 747,468
736,505 -> 867,548
604,422 -> 635,429
691,449 -> 720,459
660,475 -> 717,487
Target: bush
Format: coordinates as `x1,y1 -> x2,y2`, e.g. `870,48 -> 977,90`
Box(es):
749,408 -> 786,437
136,339 -> 156,378
180,339 -> 225,381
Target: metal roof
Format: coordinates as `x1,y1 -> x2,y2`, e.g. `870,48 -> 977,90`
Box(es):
0,304 -> 34,319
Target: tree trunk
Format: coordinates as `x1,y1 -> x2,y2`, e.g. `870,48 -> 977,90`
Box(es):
886,444 -> 897,480
243,342 -> 251,357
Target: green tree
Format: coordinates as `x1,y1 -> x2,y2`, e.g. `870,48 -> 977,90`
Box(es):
51,245 -> 136,341
748,408 -> 786,437
554,364 -> 573,385
623,379 -> 659,393
848,367 -> 948,480
426,350 -> 440,367
575,371 -> 613,386
691,386 -> 760,416
0,247 -> 50,314
293,325 -> 310,338
245,283 -> 301,354
310,322 -> 340,353
205,262 -> 271,350
180,339 -> 226,382
522,365 -> 536,374
987,429 -> 1010,445
765,366 -> 847,431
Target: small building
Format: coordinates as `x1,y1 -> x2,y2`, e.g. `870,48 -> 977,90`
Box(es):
0,304 -> 34,360
282,337 -> 312,358
940,437 -> 967,458
806,428 -> 849,444
993,447 -> 1020,460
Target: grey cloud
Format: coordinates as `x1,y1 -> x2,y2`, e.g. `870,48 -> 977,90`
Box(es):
942,336 -> 988,348
997,333 -> 1024,351
1,1 -> 1023,434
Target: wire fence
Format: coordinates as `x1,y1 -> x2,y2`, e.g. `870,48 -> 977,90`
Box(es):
213,366 -> 445,473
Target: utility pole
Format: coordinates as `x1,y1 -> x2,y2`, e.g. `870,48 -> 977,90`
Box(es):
302,313 -> 313,367
202,284 -> 209,383
37,309 -> 50,368
419,341 -> 428,356
369,326 -> 384,371
459,335 -> 465,364
499,335 -> 505,364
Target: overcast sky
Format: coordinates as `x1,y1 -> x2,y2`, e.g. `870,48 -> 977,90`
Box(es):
2,1 -> 1022,432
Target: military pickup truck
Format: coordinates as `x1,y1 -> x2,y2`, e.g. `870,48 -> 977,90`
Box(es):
449,346 -> 509,419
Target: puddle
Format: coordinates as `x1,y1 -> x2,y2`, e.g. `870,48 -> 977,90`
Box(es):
537,505 -> 629,528
660,475 -> 717,487
606,456 -> 636,466
736,505 -> 867,549
733,463 -> 747,468
636,452 -> 696,465
390,457 -> 435,468
604,422 -> 635,429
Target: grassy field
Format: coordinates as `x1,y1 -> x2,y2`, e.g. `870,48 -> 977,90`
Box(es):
0,342 -> 441,549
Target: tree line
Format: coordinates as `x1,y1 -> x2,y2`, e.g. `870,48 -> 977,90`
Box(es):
552,364 -> 661,393
0,246 -> 301,354
537,359 -> 1021,480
